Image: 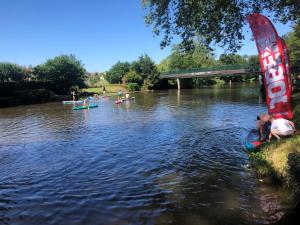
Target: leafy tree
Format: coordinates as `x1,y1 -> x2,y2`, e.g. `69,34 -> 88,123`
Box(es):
247,55 -> 260,67
157,58 -> 171,73
131,54 -> 156,79
33,54 -> 86,93
123,70 -> 143,85
284,22 -> 300,70
161,43 -> 216,71
218,54 -> 247,65
246,55 -> 260,81
132,54 -> 160,89
218,54 -> 247,82
106,61 -> 130,83
143,0 -> 300,51
126,83 -> 140,92
0,63 -> 25,83
158,43 -> 217,87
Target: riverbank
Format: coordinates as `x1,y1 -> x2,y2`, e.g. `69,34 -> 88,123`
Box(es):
81,84 -> 127,97
249,92 -> 300,222
0,89 -> 68,107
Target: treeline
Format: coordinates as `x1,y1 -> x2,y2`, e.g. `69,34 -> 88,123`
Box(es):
104,43 -> 260,90
105,54 -> 163,91
284,22 -> 300,71
104,20 -> 300,90
0,63 -> 29,83
158,43 -> 260,86
0,54 -> 86,94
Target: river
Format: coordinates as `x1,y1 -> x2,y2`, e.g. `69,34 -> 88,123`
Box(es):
0,84 -> 295,225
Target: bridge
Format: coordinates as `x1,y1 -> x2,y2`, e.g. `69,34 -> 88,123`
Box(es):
160,64 -> 262,89
160,63 -> 300,89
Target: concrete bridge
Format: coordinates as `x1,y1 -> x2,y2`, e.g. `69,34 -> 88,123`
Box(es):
160,63 -> 300,89
160,64 -> 262,89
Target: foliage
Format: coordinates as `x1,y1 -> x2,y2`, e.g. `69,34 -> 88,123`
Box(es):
123,70 -> 143,85
193,78 -> 217,87
158,43 -> 217,86
247,55 -> 260,69
157,58 -> 170,73
166,44 -> 216,70
284,22 -> 300,69
218,54 -> 247,65
85,72 -> 106,87
105,61 -> 130,84
126,83 -> 140,92
131,54 -> 160,89
142,0 -> 300,51
33,54 -> 86,93
218,54 -> 248,82
0,63 -> 25,83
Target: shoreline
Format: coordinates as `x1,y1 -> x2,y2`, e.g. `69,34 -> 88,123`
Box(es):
249,92 -> 300,223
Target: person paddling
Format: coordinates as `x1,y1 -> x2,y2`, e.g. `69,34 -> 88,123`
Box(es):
117,90 -> 123,100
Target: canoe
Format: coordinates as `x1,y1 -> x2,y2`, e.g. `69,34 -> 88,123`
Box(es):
72,104 -> 98,110
63,100 -> 84,104
115,100 -> 123,104
244,129 -> 263,151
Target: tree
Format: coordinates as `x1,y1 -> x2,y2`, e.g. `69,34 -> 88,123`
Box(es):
33,54 -> 86,93
143,0 -> 300,52
161,43 -> 216,71
218,54 -> 247,82
247,55 -> 260,68
0,63 -> 25,83
123,70 -> 143,85
218,54 -> 247,65
284,22 -> 300,70
106,61 -> 130,83
132,54 -> 160,89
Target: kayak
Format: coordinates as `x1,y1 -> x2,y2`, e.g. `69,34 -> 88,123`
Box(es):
63,100 -> 84,104
72,104 -> 98,110
244,129 -> 263,151
115,100 -> 123,104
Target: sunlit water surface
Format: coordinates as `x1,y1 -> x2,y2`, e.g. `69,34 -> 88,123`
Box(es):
0,85 -> 294,225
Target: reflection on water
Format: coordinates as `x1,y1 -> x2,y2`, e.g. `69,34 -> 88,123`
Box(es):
0,84 -> 294,225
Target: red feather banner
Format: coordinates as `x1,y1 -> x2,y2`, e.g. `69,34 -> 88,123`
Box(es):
247,13 -> 293,119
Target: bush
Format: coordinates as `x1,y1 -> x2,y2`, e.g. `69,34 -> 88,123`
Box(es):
124,71 -> 142,84
0,62 -> 25,82
106,61 -> 130,84
126,83 -> 140,92
33,54 -> 86,94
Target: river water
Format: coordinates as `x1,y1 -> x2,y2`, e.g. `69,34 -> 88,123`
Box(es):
0,84 -> 294,225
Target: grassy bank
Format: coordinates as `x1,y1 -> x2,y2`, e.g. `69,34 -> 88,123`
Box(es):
249,136 -> 300,180
81,80 -> 126,96
249,92 -> 300,182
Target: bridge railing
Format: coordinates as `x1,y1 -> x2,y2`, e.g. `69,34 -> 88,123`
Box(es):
161,64 -> 261,77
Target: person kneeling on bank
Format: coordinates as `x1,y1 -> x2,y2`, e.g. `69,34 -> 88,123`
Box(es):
269,117 -> 296,140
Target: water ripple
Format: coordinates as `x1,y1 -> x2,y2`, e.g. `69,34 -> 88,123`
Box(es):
0,87 -> 294,225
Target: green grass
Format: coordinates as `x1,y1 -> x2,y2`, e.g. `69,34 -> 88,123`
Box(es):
249,135 -> 300,181
81,83 -> 127,96
249,92 -> 300,182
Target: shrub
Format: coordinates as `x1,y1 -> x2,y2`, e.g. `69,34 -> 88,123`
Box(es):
126,83 -> 140,92
124,71 -> 142,84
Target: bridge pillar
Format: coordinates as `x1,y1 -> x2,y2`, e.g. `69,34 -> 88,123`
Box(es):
259,75 -> 264,93
177,78 -> 181,90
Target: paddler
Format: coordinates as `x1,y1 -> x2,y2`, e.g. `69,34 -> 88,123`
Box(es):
117,90 -> 123,100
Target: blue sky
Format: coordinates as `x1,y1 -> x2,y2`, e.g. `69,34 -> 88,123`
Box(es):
0,0 -> 293,72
